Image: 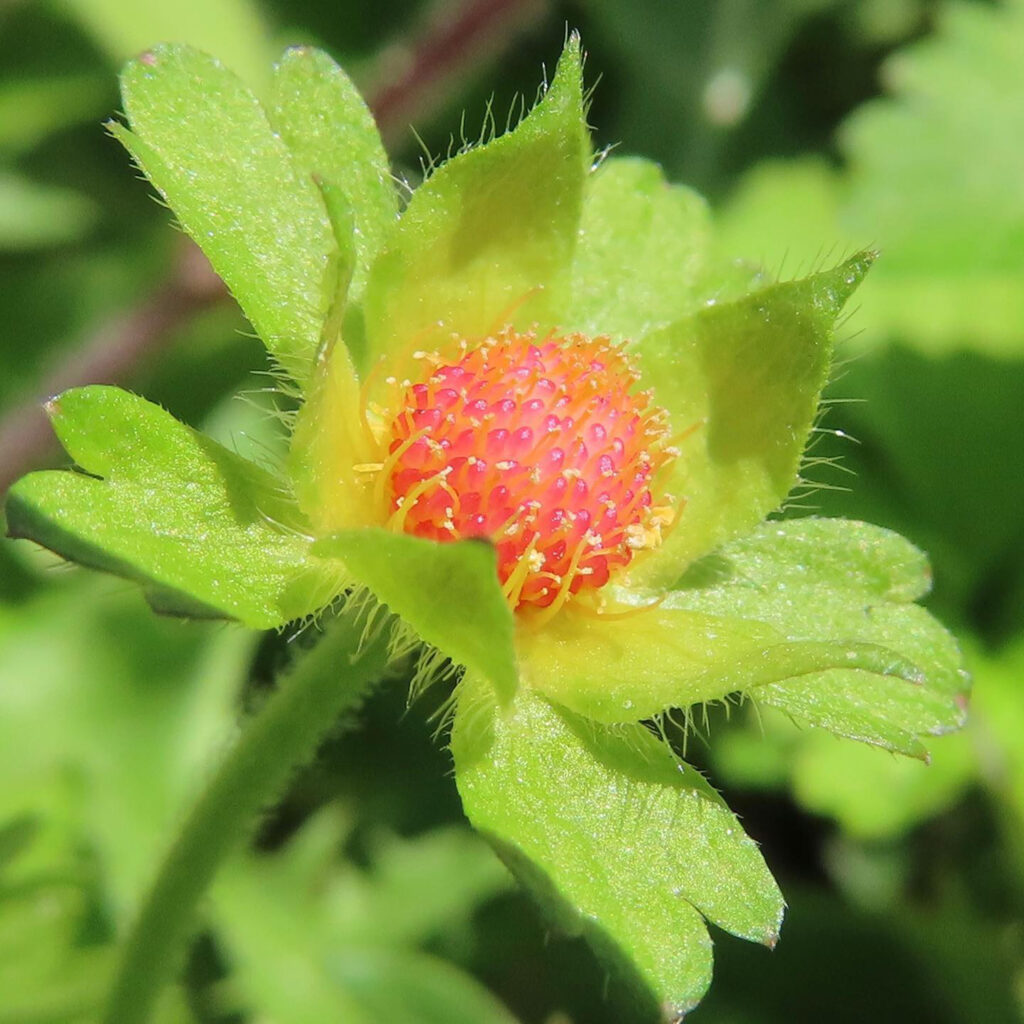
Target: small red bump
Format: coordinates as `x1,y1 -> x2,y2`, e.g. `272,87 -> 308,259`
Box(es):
487,428 -> 510,453
410,407 -> 441,431
511,426 -> 534,453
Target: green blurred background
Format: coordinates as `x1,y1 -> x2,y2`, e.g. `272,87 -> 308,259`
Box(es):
1,0 -> 1023,1021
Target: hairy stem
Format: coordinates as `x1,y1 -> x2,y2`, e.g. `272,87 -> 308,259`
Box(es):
100,605 -> 390,1024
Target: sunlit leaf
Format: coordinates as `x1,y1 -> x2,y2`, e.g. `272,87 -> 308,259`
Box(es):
115,44 -> 336,383
360,36 -> 589,376
6,386 -> 343,628
517,601 -> 917,724
453,683 -> 783,1017
567,156 -> 715,340
268,46 -> 396,301
659,518 -> 968,756
629,253 -> 874,586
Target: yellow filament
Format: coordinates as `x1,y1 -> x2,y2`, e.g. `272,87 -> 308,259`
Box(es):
526,535 -> 592,628
373,427 -> 431,513
502,535 -> 540,608
388,471 -> 444,532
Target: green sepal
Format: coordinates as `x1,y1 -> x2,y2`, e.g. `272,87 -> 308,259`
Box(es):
115,43 -> 336,385
314,530 -> 517,704
566,156 -> 714,340
628,252 -> 876,588
287,335 -> 378,537
658,518 -> 968,757
518,602 -> 921,725
267,46 -> 396,302
360,35 -> 589,375
452,682 -> 784,1017
5,387 -> 343,629
312,176 -> 357,350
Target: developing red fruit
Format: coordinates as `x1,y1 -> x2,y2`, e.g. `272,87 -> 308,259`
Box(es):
383,329 -> 675,612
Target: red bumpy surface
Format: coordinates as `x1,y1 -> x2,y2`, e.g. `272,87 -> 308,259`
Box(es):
384,329 -> 674,610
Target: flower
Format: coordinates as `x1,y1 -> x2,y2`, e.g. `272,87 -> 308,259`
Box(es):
333,324 -> 678,614
4,36 -> 967,1015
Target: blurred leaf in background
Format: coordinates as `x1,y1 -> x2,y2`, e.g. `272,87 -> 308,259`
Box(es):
56,0 -> 276,87
716,0 -> 1024,356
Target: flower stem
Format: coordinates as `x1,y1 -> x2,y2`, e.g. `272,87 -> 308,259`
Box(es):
101,605 -> 390,1024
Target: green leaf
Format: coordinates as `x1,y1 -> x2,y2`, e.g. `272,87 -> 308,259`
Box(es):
0,172 -> 97,250
659,518 -> 968,757
969,636 -> 1024,833
268,46 -> 396,301
789,727 -> 974,840
5,386 -> 343,629
114,44 -> 336,383
517,601 -> 919,724
360,35 -> 589,376
314,529 -> 517,703
566,156 -> 715,340
627,252 -> 875,587
212,815 -> 517,1024
718,3 -> 1024,356
677,515 -> 933,602
328,950 -> 523,1024
63,0 -> 274,87
452,683 -> 784,1017
0,73 -> 109,155
844,0 -> 1024,356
